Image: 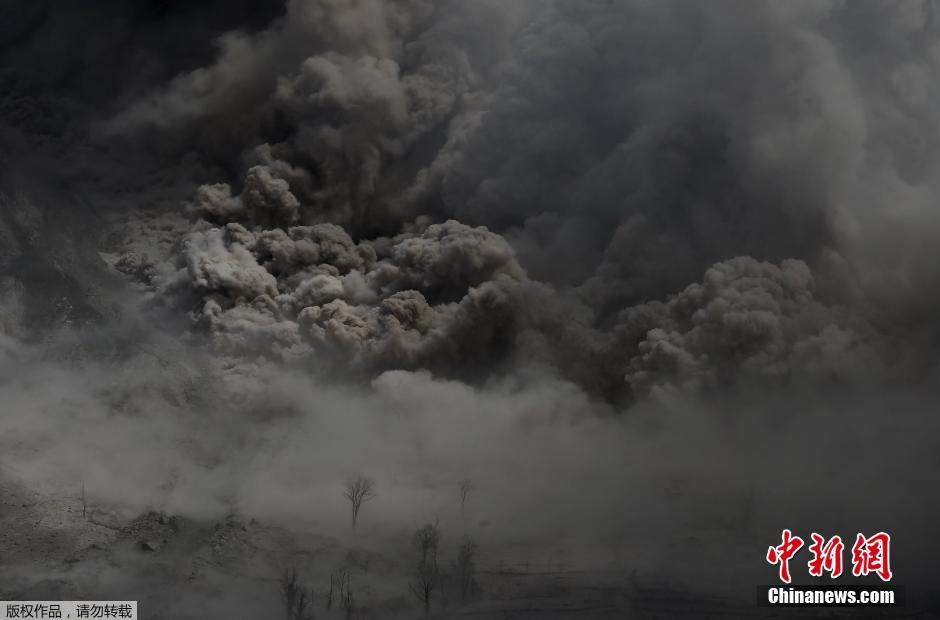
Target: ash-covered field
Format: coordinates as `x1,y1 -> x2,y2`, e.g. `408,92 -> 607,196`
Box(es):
2,1 -> 940,618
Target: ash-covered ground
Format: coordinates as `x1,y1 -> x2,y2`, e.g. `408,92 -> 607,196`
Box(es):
2,1 -> 940,618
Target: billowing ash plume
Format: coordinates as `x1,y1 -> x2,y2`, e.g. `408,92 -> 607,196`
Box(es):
618,257 -> 884,395
4,0 -> 938,402
95,0 -> 940,403
175,216 -> 530,373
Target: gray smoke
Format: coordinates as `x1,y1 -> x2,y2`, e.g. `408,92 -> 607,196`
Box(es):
172,217 -> 531,373
96,0 -> 940,403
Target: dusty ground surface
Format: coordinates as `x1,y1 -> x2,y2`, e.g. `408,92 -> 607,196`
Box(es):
1,478 -> 936,620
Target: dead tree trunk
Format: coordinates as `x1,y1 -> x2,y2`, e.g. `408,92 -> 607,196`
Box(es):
344,475 -> 376,531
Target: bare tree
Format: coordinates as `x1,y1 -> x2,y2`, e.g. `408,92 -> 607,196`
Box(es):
343,475 -> 376,531
296,591 -> 310,620
327,567 -> 350,611
458,479 -> 474,516
413,521 -> 440,566
81,479 -> 87,520
409,558 -> 438,618
342,580 -> 355,620
455,537 -> 479,603
409,522 -> 442,617
281,569 -> 311,620
438,565 -> 452,614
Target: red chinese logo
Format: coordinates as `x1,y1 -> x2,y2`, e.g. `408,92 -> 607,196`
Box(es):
807,533 -> 844,578
767,530 -> 892,583
766,529 -> 804,584
851,532 -> 892,582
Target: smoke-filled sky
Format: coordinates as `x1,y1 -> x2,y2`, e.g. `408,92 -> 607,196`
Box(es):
2,0 -> 940,604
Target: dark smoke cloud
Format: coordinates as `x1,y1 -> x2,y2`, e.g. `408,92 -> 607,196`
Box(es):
0,0 -> 283,105
90,0 -> 940,402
